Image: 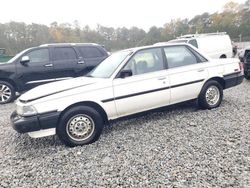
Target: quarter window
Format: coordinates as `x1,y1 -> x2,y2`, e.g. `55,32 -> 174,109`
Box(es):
54,47 -> 77,61
123,48 -> 164,76
26,49 -> 49,63
188,39 -> 198,48
164,46 -> 198,68
80,47 -> 104,58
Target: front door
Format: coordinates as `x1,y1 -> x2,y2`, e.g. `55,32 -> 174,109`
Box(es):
16,48 -> 54,90
113,48 -> 170,117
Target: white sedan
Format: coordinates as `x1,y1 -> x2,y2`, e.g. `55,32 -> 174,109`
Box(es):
11,43 -> 244,147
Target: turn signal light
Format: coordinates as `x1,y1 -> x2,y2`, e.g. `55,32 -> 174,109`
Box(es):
239,62 -> 243,71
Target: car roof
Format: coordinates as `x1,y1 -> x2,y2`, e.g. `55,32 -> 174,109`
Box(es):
122,43 -> 189,53
39,43 -> 100,47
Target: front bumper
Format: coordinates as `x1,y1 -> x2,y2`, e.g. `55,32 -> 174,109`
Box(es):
223,72 -> 244,89
10,111 -> 60,133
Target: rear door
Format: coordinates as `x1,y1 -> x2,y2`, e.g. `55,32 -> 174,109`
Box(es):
79,46 -> 107,71
163,45 -> 209,104
52,47 -> 79,80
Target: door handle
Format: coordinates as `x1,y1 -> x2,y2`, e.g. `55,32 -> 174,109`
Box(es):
77,60 -> 85,64
158,77 -> 166,80
44,63 -> 53,67
197,69 -> 204,72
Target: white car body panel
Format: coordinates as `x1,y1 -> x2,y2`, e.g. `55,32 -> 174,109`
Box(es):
28,128 -> 56,138
160,33 -> 233,59
13,44 -> 243,138
113,70 -> 170,117
196,35 -> 233,58
167,62 -> 208,104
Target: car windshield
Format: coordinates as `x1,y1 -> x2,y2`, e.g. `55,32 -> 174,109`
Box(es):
87,50 -> 132,78
7,48 -> 31,63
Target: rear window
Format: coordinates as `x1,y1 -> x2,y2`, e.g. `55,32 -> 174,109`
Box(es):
54,47 -> 77,60
245,50 -> 250,57
79,47 -> 104,58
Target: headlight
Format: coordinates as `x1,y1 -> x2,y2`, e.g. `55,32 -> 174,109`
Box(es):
16,105 -> 37,117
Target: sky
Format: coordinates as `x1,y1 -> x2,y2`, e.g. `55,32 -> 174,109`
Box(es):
0,0 -> 247,30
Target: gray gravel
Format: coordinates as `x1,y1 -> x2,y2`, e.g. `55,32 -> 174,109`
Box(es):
0,80 -> 250,187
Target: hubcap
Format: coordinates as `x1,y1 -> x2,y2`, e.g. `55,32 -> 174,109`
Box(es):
66,114 -> 95,141
205,86 -> 220,106
0,84 -> 11,103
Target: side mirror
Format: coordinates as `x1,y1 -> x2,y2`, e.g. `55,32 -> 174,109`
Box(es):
20,56 -> 30,64
119,69 -> 133,78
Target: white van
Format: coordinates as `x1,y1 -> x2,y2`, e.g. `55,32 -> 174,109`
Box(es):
156,32 -> 233,59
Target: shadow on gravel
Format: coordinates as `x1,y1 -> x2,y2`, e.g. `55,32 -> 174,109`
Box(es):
12,133 -> 64,151
106,100 -> 199,131
13,100 -> 201,150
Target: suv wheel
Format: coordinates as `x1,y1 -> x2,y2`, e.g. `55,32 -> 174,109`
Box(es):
0,81 -> 15,104
57,106 -> 104,147
198,80 -> 223,109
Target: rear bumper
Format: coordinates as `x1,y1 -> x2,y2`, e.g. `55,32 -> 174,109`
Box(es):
223,72 -> 244,89
10,111 -> 60,133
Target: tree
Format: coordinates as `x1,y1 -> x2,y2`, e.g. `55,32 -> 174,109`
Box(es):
1,0 -> 250,54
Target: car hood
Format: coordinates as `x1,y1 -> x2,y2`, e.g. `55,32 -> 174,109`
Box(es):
19,77 -> 101,103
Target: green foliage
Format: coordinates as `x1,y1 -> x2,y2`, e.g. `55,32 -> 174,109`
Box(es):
0,1 -> 250,55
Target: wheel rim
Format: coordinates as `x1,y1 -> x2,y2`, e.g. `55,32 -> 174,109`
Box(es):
205,85 -> 220,106
0,84 -> 12,103
66,114 -> 95,141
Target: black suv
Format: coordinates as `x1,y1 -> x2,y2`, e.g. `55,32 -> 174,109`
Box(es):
243,50 -> 250,79
0,43 -> 109,104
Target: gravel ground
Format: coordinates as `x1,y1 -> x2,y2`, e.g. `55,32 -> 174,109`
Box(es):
0,80 -> 250,187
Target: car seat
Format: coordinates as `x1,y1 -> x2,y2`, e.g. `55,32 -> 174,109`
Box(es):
136,61 -> 148,74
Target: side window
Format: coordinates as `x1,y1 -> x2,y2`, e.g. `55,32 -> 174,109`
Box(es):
26,49 -> 49,63
54,47 -> 77,61
123,48 -> 164,76
164,46 -> 198,68
0,49 -> 5,55
79,47 -> 104,58
188,39 -> 198,48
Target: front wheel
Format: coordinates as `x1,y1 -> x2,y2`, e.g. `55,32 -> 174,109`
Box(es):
198,80 -> 223,109
0,81 -> 15,104
57,106 -> 104,147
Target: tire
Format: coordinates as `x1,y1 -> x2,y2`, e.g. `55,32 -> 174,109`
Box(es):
198,80 -> 223,109
57,106 -> 104,147
0,81 -> 15,104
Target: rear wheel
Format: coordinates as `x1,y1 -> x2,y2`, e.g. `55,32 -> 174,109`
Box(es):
57,106 -> 104,147
198,80 -> 223,109
0,81 -> 15,104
